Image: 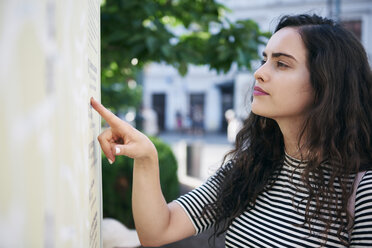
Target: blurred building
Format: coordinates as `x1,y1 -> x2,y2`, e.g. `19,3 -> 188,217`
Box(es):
142,0 -> 372,133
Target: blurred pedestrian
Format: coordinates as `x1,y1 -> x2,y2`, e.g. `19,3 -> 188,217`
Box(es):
191,104 -> 204,135
175,111 -> 183,132
91,14 -> 372,247
225,109 -> 243,144
183,113 -> 192,134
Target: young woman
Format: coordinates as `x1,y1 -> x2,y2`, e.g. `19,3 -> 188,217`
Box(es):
91,14 -> 372,247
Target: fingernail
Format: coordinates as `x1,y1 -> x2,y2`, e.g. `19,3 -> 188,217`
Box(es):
115,147 -> 120,155
108,159 -> 113,164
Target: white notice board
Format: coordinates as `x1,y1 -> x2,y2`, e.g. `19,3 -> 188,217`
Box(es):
0,0 -> 102,247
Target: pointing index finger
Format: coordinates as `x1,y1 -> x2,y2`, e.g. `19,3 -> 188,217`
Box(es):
90,97 -> 120,126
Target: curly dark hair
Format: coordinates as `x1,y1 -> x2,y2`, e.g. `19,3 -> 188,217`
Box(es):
203,14 -> 372,245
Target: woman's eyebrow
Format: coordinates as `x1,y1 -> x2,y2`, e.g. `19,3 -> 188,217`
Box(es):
262,51 -> 297,62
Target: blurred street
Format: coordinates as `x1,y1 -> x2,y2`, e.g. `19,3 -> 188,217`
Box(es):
158,131 -> 234,186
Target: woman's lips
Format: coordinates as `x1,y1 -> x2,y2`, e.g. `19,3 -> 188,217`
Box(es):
253,86 -> 269,96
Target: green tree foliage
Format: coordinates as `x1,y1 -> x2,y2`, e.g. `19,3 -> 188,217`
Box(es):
101,0 -> 269,112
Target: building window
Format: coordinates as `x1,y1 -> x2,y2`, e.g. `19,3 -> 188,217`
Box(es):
152,93 -> 166,132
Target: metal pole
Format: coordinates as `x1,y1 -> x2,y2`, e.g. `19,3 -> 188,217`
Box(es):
327,0 -> 341,21
335,0 -> 341,22
327,0 -> 333,18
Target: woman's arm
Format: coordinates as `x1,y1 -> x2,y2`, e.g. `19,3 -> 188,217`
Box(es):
90,98 -> 195,246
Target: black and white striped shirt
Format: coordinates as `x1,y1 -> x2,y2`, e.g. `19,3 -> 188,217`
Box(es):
175,154 -> 372,247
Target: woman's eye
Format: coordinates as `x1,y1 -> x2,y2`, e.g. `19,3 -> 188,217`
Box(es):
260,60 -> 266,65
277,62 -> 289,68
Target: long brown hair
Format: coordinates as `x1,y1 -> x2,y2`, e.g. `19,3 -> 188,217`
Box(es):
204,14 -> 372,245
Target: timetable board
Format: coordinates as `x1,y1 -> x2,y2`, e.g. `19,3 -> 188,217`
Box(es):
0,0 -> 102,247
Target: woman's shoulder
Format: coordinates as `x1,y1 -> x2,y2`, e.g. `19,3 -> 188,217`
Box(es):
352,170 -> 372,246
358,170 -> 372,187
355,170 -> 372,200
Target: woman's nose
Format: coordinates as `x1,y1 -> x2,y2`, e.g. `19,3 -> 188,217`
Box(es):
254,63 -> 269,83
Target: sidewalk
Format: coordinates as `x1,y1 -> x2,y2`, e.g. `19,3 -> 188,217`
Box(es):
158,131 -> 232,145
158,131 -> 234,186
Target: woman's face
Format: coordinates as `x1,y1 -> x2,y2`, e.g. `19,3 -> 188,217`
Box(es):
252,27 -> 314,123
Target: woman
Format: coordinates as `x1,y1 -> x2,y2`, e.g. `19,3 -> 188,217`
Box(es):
91,14 -> 372,247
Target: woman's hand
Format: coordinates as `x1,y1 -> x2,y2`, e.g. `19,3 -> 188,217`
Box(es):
90,97 -> 157,164
91,97 -> 195,246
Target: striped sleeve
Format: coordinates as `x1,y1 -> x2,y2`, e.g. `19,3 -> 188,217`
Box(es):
351,170 -> 372,247
174,162 -> 232,235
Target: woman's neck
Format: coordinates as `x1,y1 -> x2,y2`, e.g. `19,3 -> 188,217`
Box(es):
276,118 -> 309,160
284,141 -> 308,159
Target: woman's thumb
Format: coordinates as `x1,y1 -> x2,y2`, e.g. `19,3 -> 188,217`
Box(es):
113,144 -> 126,156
